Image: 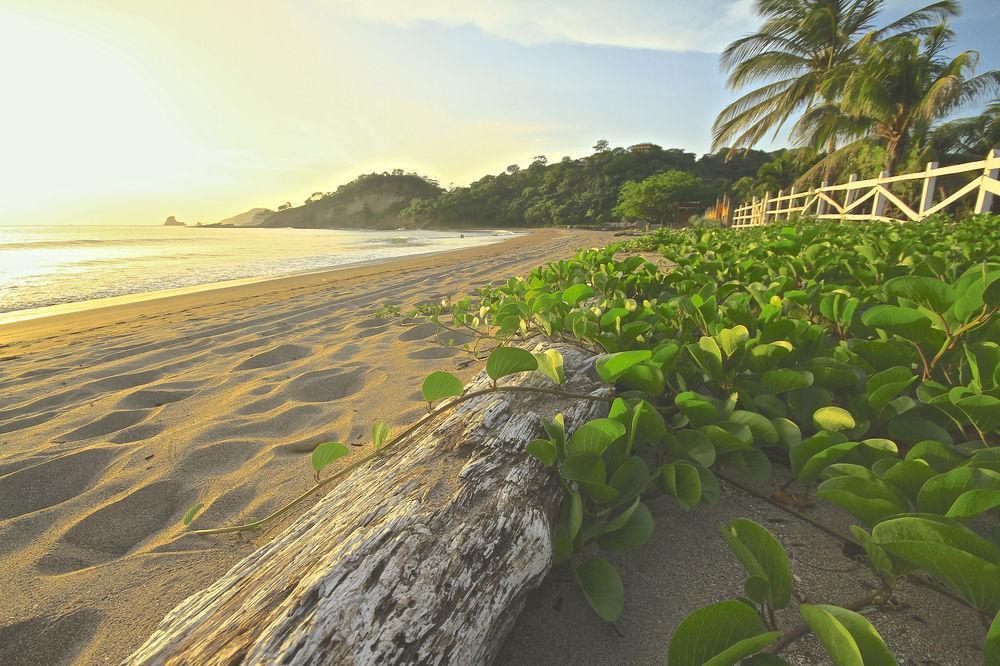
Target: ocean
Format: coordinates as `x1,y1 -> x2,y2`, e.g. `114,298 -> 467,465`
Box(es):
0,225 -> 511,321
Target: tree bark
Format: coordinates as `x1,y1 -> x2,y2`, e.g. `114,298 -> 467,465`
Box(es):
127,343 -> 605,665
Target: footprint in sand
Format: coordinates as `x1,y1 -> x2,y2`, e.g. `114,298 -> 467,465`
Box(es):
0,448 -> 118,520
37,479 -> 184,574
330,343 -> 361,361
407,346 -> 461,360
397,322 -> 439,341
0,410 -> 60,435
285,366 -> 372,402
82,369 -> 163,393
233,343 -> 311,371
108,422 -> 166,444
218,338 -> 270,355
353,318 -> 391,338
180,440 -> 265,474
117,388 -> 195,410
235,394 -> 287,416
0,608 -> 102,665
61,409 -> 152,442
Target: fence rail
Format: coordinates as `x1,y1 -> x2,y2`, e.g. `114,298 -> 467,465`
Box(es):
730,148 -> 1000,228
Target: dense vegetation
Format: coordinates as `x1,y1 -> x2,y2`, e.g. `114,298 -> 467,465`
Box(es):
366,214 -> 999,662
401,145 -> 774,228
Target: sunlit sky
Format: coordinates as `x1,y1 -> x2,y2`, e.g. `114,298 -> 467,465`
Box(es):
1,0 -> 997,226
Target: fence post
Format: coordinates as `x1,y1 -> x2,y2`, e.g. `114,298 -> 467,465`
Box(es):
872,170 -> 888,218
843,174 -> 859,219
974,149 -> 1000,214
762,191 -> 771,226
918,161 -> 938,219
787,186 -> 798,220
776,189 -> 785,222
816,181 -> 829,217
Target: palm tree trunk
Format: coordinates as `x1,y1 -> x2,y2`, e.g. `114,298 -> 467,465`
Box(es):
823,138 -> 836,182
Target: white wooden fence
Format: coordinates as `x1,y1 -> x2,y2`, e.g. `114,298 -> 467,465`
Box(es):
730,148 -> 1000,227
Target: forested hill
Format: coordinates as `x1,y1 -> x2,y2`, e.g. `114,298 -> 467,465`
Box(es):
258,172 -> 444,230
242,145 -> 777,230
403,144 -> 777,228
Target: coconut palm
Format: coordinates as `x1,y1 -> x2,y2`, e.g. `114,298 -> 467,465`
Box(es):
713,0 -> 959,154
930,98 -> 1000,163
820,24 -> 999,172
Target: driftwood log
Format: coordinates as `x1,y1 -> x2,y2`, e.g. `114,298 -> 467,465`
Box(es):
128,343 -> 605,665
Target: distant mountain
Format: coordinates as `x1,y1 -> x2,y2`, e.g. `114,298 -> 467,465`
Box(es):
258,173 -> 444,230
217,207 -> 274,227
163,215 -> 186,226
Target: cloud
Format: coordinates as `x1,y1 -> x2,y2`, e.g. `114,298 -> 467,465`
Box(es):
321,0 -> 757,53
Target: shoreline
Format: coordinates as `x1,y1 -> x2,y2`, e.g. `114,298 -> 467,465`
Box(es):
0,228 -> 523,331
0,229 -> 540,344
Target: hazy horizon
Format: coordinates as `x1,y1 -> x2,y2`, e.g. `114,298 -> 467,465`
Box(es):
2,0 -> 998,226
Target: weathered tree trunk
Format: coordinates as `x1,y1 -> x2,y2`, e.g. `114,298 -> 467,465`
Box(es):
127,343 -> 605,665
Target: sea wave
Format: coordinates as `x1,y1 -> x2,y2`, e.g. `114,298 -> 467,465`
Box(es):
0,237 -> 198,251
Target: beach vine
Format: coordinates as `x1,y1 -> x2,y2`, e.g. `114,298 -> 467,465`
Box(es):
187,215 -> 1000,663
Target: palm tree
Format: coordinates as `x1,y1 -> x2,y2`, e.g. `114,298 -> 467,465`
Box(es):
713,0 -> 959,155
930,98 -> 1000,163
823,24 -> 999,172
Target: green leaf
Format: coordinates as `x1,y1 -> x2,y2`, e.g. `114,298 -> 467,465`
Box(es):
182,502 -> 203,526
986,610 -> 1000,666
866,367 -> 918,412
371,420 -> 391,451
817,473 -> 908,526
566,489 -> 583,540
598,501 -> 653,551
687,340 -> 725,381
861,305 -> 932,341
610,455 -> 651,499
887,417 -> 953,445
955,394 -> 1000,434
596,349 -> 652,382
850,526 -> 898,587
533,349 -> 565,384
486,346 -> 538,381
799,604 -> 897,666
946,490 -> 1000,520
813,406 -> 856,432
575,557 -> 625,622
762,368 -> 813,394
717,325 -> 750,357
567,418 -> 626,456
917,467 -> 1000,516
563,283 -> 596,305
421,370 -> 463,405
884,275 -> 955,312
730,410 -> 780,445
721,519 -> 792,609
552,525 -> 573,565
311,441 -> 349,475
667,600 -> 779,666
526,438 -> 556,466
873,515 -> 1000,613
880,458 -> 935,504
660,462 -> 703,509
618,361 -> 666,396
676,392 -> 720,428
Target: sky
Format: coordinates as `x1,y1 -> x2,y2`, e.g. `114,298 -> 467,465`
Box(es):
1,0 -> 998,226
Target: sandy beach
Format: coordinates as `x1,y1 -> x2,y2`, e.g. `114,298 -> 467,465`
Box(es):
0,229 -> 616,665
0,227 -> 986,666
